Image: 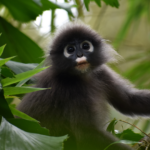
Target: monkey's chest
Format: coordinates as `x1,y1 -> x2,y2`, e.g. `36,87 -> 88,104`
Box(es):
44,82 -> 108,131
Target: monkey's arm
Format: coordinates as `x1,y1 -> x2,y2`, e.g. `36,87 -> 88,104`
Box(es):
98,65 -> 150,116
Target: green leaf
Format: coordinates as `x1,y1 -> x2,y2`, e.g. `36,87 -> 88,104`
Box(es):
0,56 -> 15,67
84,0 -> 90,11
115,129 -> 143,141
7,118 -> 49,135
0,90 -> 14,118
0,44 -> 6,56
1,66 -> 15,78
0,17 -> 44,63
103,0 -> 119,8
0,0 -> 73,22
1,67 -> 48,87
104,140 -> 140,150
113,0 -> 144,47
94,0 -> 101,7
16,60 -> 45,87
4,87 -> 48,95
0,117 -> 68,150
5,60 -> 38,74
9,105 -> 38,122
107,119 -> 118,135
41,0 -> 74,16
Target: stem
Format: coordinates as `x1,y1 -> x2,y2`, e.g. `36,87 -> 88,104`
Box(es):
119,120 -> 150,137
51,9 -> 56,33
75,0 -> 84,18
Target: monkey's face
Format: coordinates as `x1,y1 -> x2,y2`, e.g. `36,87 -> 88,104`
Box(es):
50,24 -> 107,74
63,40 -> 96,73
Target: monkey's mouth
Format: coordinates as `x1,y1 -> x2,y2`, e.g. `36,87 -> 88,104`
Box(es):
75,61 -> 90,72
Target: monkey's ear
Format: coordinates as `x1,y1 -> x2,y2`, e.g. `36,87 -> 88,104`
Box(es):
101,40 -> 122,63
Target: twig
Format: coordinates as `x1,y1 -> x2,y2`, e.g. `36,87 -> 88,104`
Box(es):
119,120 -> 150,137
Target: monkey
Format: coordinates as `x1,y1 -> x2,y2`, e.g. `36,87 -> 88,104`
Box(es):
17,23 -> 150,150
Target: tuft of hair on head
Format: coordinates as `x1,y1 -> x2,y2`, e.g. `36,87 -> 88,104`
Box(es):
101,39 -> 122,64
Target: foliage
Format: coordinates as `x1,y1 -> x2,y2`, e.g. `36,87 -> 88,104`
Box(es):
0,0 -> 74,63
84,0 -> 119,11
0,44 -> 67,150
0,0 -> 150,149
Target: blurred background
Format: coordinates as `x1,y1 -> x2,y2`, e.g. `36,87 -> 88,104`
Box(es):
0,0 -> 150,135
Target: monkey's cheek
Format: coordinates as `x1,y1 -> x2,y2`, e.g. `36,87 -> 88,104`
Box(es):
75,63 -> 90,73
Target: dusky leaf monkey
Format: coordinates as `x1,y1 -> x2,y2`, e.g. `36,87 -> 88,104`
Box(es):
18,24 -> 150,150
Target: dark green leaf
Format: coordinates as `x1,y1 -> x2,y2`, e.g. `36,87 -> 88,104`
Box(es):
41,0 -> 74,16
115,129 -> 143,141
1,66 -> 15,78
84,0 -> 90,11
103,0 -> 119,8
0,17 -> 44,63
0,0 -> 42,22
94,0 -> 101,7
107,119 -> 118,135
0,118 -> 67,150
7,118 -> 49,135
6,98 -> 13,105
0,90 -> 14,118
1,0 -> 73,22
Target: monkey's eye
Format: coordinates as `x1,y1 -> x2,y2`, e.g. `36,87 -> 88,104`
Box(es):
64,45 -> 76,58
81,41 -> 94,52
82,43 -> 90,50
67,46 -> 75,54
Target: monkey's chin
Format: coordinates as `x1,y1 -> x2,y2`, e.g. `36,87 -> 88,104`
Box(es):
75,63 -> 90,73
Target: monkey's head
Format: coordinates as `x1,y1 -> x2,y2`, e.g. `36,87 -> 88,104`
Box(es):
49,24 -> 115,74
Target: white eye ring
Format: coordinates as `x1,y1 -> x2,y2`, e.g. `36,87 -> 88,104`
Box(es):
64,45 -> 76,58
80,41 -> 94,52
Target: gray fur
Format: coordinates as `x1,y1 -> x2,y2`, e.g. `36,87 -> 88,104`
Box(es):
17,24 -> 150,150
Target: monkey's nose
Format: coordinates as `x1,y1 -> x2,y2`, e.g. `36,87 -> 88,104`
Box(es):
77,53 -> 83,58
77,54 -> 83,58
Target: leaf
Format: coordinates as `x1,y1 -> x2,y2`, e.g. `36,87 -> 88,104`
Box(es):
1,66 -> 15,78
115,129 -> 143,141
0,17 -> 44,63
107,119 -> 118,135
113,0 -> 144,47
0,56 -> 15,67
84,0 -> 90,11
5,60 -> 38,74
1,67 -> 48,87
104,140 -> 140,150
7,118 -> 50,135
103,0 -> 119,8
4,87 -> 48,95
9,105 -> 38,122
0,89 -> 14,118
94,0 -> 101,7
41,0 -> 74,16
0,44 -> 6,56
16,60 -> 45,87
1,0 -> 73,22
0,118 -> 67,150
